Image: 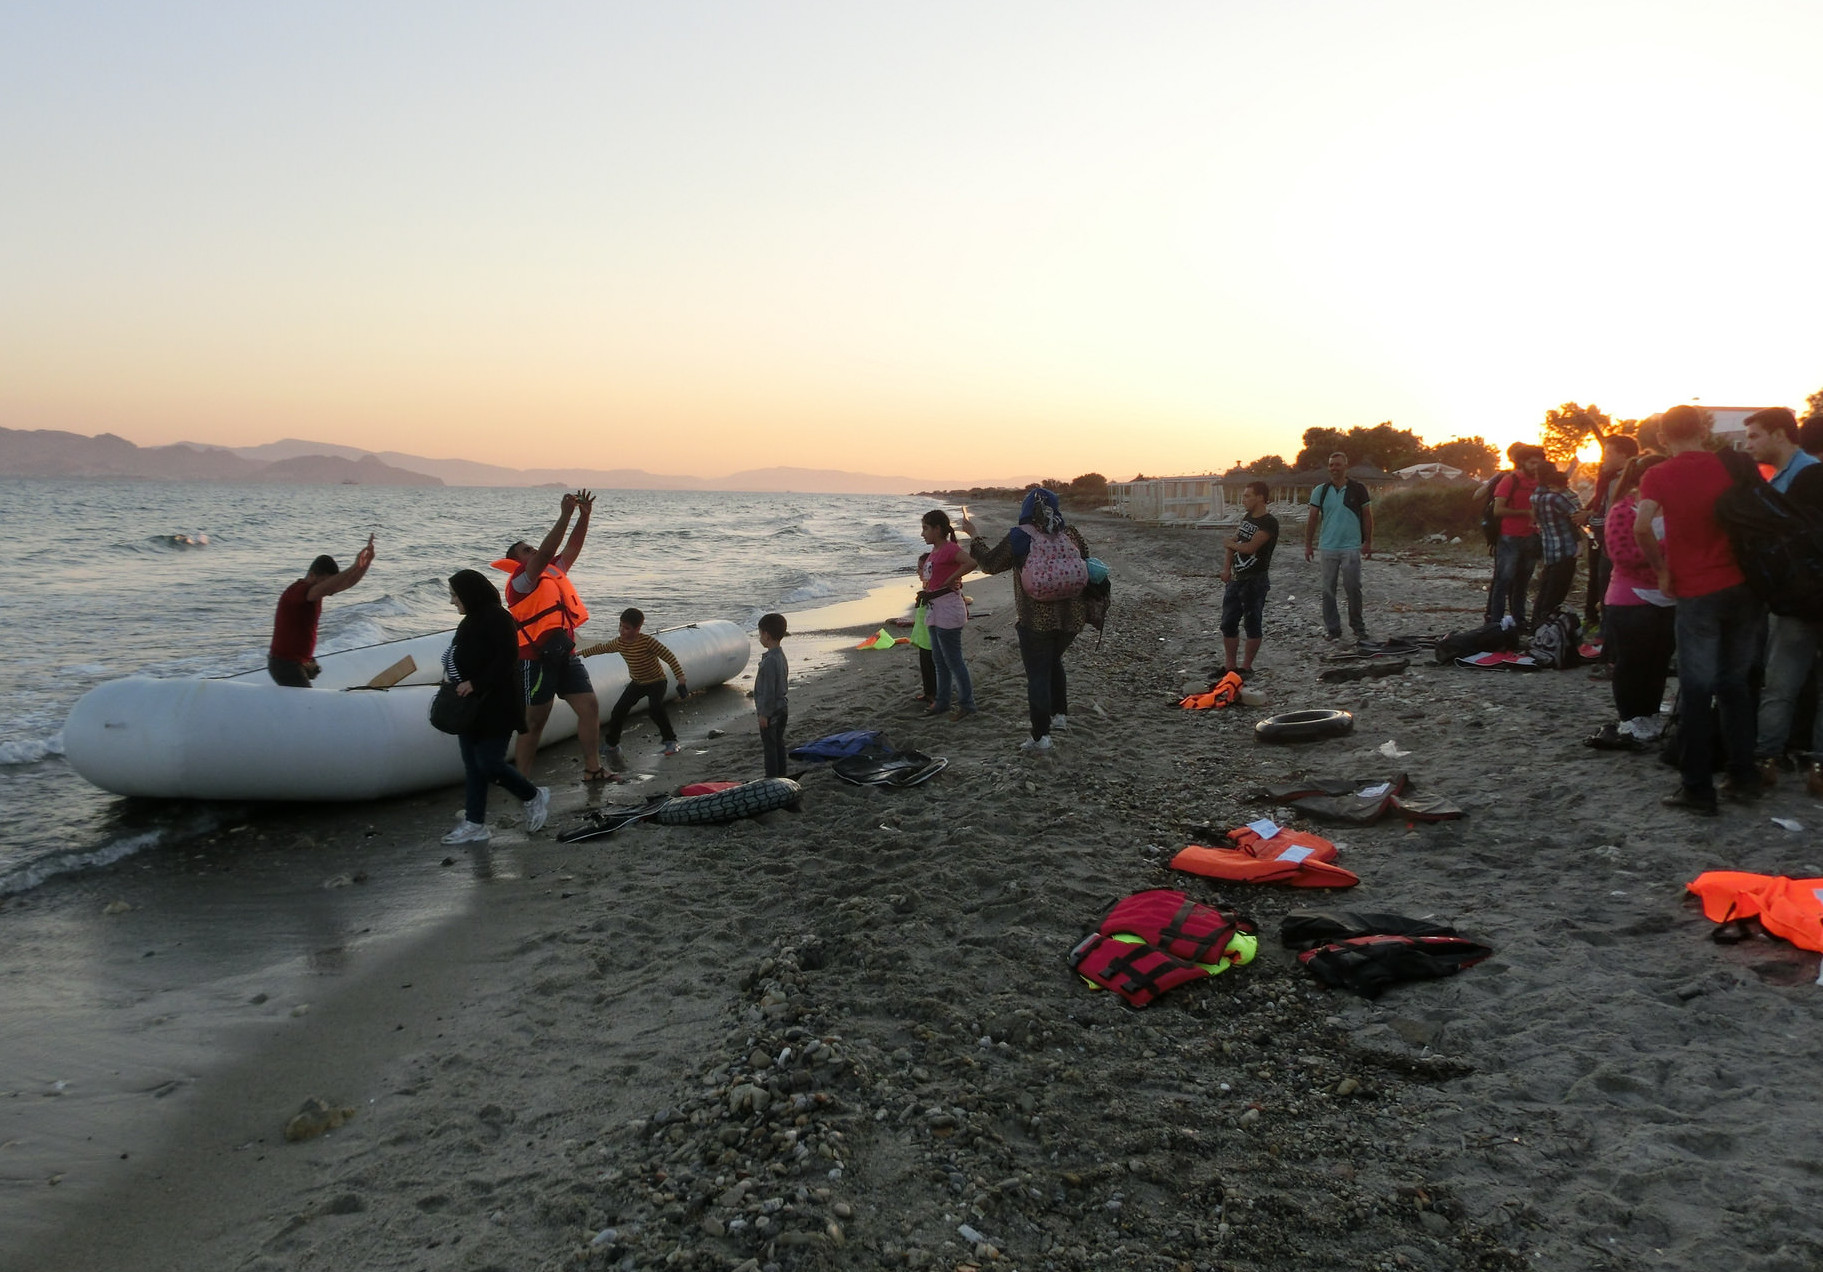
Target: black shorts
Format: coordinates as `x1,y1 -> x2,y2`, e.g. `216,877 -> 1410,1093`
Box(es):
1220,574 -> 1270,639
268,655 -> 314,688
522,633 -> 593,707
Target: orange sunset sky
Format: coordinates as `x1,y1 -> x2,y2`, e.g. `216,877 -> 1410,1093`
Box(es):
4,2 -> 1821,483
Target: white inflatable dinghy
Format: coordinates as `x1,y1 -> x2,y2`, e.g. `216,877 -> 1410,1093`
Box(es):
63,620 -> 749,801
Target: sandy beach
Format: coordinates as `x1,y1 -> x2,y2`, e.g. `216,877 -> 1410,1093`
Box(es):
8,501 -> 1823,1272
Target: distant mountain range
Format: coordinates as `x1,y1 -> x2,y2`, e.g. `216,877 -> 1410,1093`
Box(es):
0,428 -> 1032,494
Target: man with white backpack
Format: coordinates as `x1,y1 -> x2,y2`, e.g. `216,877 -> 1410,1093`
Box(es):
959,488 -> 1091,752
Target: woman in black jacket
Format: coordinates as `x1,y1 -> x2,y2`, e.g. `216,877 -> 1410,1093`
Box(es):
442,569 -> 547,845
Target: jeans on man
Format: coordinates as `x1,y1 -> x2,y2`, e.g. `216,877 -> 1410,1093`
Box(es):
1531,557 -> 1578,632
1317,549 -> 1365,640
1755,614 -> 1823,758
459,732 -> 537,825
1486,534 -> 1540,628
1673,584 -> 1763,796
1016,626 -> 1077,739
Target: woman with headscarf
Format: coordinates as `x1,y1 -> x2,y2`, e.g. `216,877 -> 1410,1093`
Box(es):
958,489 -> 1090,751
441,569 -> 548,845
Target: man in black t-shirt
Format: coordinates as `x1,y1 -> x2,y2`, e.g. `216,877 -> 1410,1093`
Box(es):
1221,481 -> 1279,675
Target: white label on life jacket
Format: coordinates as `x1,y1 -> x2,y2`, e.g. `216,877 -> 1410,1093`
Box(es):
1246,818 -> 1280,841
1358,782 -> 1393,799
1277,845 -> 1317,863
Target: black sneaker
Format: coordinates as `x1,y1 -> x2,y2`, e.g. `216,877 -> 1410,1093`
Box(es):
1662,785 -> 1719,816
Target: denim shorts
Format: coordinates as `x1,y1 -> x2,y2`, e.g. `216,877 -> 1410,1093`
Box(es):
1221,574 -> 1270,639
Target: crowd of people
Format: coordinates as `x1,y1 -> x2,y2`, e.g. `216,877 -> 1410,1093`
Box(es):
262,403 -> 1823,836
1483,405 -> 1823,814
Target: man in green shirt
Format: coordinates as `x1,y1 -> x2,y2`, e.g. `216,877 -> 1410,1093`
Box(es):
1303,451 -> 1374,642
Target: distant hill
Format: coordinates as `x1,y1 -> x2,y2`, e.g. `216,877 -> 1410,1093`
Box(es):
3,426 -> 1033,493
0,428 -> 441,485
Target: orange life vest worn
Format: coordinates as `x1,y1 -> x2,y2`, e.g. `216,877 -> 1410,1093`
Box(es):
491,560 -> 590,656
1171,843 -> 1359,888
1180,671 -> 1243,710
1686,871 -> 1823,954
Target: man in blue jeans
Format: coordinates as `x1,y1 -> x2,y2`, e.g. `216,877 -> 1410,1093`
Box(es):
1303,451 -> 1373,642
1484,445 -> 1544,631
1634,405 -> 1764,814
1743,407 -> 1823,792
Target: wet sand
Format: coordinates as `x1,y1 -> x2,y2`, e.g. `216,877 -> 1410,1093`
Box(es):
7,504 -> 1823,1272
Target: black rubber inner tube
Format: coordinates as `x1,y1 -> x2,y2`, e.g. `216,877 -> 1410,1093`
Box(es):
1254,708 -> 1355,744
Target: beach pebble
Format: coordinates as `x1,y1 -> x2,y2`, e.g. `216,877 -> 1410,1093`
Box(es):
1238,1108 -> 1261,1126
103,901 -> 133,915
1335,1077 -> 1361,1096
290,1004 -> 310,1017
590,1226 -> 617,1247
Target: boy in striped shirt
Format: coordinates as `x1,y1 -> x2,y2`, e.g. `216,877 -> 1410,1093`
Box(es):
586,608 -> 689,766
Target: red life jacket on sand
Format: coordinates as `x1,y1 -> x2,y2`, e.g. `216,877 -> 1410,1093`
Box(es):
1180,671 -> 1244,710
1069,933 -> 1210,1008
1687,871 -> 1823,954
1098,889 -> 1256,968
1171,842 -> 1359,887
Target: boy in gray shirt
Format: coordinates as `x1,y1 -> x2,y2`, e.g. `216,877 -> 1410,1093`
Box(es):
754,613 -> 790,777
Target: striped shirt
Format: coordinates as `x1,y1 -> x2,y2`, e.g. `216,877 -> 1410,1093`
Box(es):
591,632 -> 685,686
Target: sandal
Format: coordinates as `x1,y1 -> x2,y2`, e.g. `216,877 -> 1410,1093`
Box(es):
582,767 -> 614,784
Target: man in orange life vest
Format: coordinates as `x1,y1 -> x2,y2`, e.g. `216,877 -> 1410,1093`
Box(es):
500,491 -> 603,781
268,535 -> 376,686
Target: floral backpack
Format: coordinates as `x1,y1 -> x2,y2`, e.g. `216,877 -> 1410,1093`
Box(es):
1020,525 -> 1089,601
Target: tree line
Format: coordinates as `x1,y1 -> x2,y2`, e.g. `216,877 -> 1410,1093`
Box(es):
1226,424 -> 1499,479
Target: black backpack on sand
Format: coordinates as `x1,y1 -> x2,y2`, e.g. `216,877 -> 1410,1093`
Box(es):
1435,621 -> 1516,664
1714,449 -> 1823,621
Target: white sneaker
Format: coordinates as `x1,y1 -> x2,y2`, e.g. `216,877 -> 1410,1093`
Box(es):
1051,714 -> 1069,731
441,819 -> 490,846
605,745 -> 627,771
1627,715 -> 1664,742
523,786 -> 551,833
663,740 -> 681,756
1020,735 -> 1053,752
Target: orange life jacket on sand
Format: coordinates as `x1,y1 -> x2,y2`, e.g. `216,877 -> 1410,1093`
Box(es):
1171,841 -> 1359,887
1224,825 -> 1339,862
1180,671 -> 1244,710
1686,871 -> 1823,954
491,560 -> 590,656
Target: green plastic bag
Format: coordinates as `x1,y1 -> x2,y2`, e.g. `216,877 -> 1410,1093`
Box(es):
910,604 -> 932,651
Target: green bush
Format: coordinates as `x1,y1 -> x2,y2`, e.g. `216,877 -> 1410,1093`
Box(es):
1373,483 -> 1482,540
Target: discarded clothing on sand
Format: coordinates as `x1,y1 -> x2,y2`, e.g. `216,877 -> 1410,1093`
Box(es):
1686,871 -> 1823,955
1279,909 -> 1460,950
787,730 -> 888,761
1069,890 -> 1258,1007
1295,932 -> 1494,997
1455,650 -> 1541,670
1256,774 -> 1463,825
831,749 -> 948,787
1170,822 -> 1359,887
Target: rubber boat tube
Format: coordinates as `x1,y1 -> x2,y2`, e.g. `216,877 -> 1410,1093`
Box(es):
63,620 -> 750,802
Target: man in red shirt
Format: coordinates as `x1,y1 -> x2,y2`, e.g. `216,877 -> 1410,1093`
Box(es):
1484,444 -> 1544,630
268,535 -> 377,686
1633,406 -> 1763,814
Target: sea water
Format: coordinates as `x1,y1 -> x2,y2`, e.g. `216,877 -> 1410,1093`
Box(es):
0,478 -> 935,897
